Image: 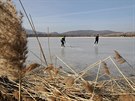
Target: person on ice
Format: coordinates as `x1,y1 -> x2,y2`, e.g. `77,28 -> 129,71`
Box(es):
61,36 -> 66,47
94,34 -> 99,44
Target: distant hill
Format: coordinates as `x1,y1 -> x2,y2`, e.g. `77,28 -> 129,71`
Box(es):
26,29 -> 60,37
25,29 -> 135,37
61,30 -> 118,37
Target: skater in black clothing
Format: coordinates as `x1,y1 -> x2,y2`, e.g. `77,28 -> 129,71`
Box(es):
61,36 -> 66,47
94,34 -> 99,44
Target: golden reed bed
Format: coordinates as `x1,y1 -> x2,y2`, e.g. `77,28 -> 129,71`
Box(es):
0,0 -> 135,101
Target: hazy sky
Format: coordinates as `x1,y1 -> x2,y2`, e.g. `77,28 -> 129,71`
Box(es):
13,0 -> 135,33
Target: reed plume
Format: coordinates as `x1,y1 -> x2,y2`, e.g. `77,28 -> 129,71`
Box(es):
52,66 -> 62,76
0,0 -> 27,80
101,62 -> 110,75
63,76 -> 75,87
21,63 -> 40,76
44,64 -> 54,79
44,64 -> 54,72
44,64 -> 62,78
114,50 -> 126,64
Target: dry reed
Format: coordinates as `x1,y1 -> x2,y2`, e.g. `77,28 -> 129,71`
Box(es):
12,91 -> 19,100
0,0 -> 27,80
114,50 -> 126,64
101,62 -> 110,75
118,94 -> 135,101
63,76 -> 75,87
21,63 -> 40,76
22,97 -> 33,101
93,94 -> 103,101
82,81 -> 93,93
47,96 -> 56,101
0,1 -> 135,101
52,66 -> 62,76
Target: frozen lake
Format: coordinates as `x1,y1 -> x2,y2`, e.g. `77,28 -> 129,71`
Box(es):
27,37 -> 135,77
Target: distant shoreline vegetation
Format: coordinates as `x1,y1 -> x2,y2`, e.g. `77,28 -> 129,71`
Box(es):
26,33 -> 135,37
26,29 -> 135,37
27,34 -> 135,37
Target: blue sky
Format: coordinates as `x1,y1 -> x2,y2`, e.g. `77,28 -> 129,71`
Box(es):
13,0 -> 135,33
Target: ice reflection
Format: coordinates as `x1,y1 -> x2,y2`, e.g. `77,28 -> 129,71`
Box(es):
61,47 -> 65,57
94,45 -> 98,55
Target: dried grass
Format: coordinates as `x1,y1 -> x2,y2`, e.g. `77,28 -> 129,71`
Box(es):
118,94 -> 135,101
52,66 -> 62,76
12,91 -> 19,100
0,1 -> 135,101
63,76 -> 75,87
93,94 -> 103,101
0,66 -> 135,101
47,96 -> 56,101
22,97 -> 33,101
82,81 -> 93,93
21,63 -> 40,76
53,89 -> 62,97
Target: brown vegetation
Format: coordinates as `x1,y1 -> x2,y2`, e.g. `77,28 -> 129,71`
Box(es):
0,0 -> 135,101
0,0 -> 27,80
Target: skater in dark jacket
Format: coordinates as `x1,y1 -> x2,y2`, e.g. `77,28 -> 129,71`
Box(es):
61,36 -> 66,47
94,34 -> 99,44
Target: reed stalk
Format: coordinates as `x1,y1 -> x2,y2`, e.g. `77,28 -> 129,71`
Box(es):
47,27 -> 53,64
75,56 -> 110,82
19,0 -> 48,66
29,13 -> 48,66
110,56 -> 135,91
